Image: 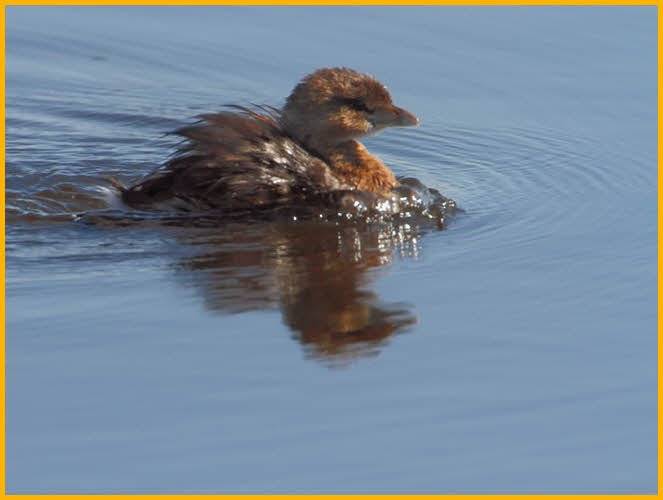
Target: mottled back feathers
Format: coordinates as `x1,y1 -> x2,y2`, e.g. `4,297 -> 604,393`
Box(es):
121,106 -> 347,211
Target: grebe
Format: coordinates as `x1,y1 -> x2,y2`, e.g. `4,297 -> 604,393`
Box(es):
114,67 -> 419,211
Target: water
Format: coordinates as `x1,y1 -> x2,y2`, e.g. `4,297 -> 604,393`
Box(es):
5,6 -> 657,494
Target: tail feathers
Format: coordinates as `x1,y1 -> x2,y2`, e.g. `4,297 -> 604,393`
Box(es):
102,176 -> 127,191
96,176 -> 130,210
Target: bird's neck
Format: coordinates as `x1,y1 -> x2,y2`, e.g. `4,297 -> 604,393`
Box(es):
282,114 -> 398,195
318,140 -> 399,195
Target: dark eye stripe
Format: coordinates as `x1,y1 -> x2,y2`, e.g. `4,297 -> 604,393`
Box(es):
338,98 -> 371,113
349,100 -> 370,112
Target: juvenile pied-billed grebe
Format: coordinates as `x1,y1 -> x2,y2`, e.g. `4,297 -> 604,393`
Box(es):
114,67 -> 419,211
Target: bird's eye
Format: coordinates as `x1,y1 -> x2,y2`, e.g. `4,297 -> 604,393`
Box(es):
346,99 -> 371,113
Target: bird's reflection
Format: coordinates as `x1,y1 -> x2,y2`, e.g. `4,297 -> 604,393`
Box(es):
171,218 -> 430,364
81,209 -> 442,364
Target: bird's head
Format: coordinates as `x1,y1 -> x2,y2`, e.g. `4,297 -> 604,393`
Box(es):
282,67 -> 419,153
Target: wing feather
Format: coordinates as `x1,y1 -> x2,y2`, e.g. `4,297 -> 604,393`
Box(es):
121,107 -> 346,211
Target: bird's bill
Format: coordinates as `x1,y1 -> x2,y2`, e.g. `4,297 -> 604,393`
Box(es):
371,105 -> 420,128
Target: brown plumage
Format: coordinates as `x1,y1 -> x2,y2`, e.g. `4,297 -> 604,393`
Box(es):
117,67 -> 419,211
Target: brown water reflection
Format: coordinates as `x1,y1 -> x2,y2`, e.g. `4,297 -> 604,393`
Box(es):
8,158 -> 449,363
67,203 -> 440,363
174,219 -> 424,363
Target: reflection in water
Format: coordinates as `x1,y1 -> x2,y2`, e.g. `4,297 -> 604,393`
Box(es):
5,156 -> 455,364
175,219 -> 427,364
71,174 -> 455,364
17,171 -> 455,365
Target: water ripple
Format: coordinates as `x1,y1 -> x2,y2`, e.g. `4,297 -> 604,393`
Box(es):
381,124 -> 653,254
